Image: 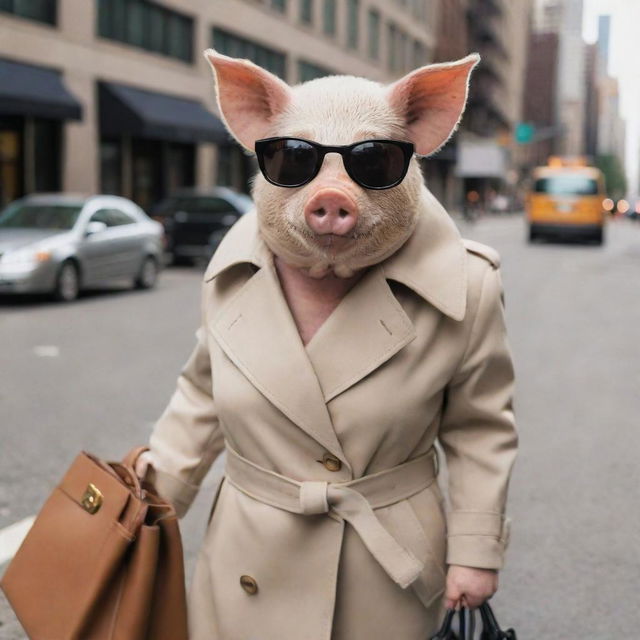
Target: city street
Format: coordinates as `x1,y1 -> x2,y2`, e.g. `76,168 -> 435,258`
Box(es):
1,213 -> 639,638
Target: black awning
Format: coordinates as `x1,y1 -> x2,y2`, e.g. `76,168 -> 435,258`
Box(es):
0,58 -> 82,120
99,82 -> 229,144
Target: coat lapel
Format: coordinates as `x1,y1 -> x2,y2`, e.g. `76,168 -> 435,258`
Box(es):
208,250 -> 348,462
304,187 -> 467,402
205,186 -> 467,454
305,266 -> 416,402
383,187 -> 468,321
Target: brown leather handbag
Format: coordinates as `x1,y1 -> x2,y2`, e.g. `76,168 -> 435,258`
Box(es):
0,446 -> 188,640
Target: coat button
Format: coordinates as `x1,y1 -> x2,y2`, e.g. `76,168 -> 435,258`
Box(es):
240,575 -> 258,595
322,453 -> 342,472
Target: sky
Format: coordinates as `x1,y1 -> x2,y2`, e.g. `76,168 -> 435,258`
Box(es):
582,0 -> 639,198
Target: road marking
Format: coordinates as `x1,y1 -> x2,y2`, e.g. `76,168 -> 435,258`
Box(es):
33,345 -> 60,357
0,516 -> 36,565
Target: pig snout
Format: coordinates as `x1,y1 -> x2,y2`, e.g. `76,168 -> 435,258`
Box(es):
304,188 -> 359,237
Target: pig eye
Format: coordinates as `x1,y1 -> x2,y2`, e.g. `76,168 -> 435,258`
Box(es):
349,142 -> 407,189
258,138 -> 319,187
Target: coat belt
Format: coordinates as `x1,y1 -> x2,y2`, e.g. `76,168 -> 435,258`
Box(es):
224,445 -> 439,590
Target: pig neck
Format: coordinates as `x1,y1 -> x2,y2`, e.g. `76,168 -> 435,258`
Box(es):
274,255 -> 367,346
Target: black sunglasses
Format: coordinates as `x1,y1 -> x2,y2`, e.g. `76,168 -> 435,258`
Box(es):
254,137 -> 415,190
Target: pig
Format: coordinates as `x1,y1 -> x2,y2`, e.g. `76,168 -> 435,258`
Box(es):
136,49 -> 518,640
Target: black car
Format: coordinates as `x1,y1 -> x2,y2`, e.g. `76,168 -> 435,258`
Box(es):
151,187 -> 253,264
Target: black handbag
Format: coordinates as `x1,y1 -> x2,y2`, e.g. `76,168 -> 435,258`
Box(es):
430,603 -> 517,639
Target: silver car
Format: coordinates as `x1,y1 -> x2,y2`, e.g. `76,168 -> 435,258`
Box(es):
0,194 -> 164,301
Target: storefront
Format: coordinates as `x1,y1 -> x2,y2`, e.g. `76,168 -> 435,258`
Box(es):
455,136 -> 510,212
422,137 -> 459,212
0,58 -> 82,208
98,81 -> 228,211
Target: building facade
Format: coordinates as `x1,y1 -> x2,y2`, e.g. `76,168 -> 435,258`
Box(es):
523,31 -> 560,167
456,0 -> 533,210
533,0 -> 587,157
0,0 -> 438,210
421,0 -> 469,210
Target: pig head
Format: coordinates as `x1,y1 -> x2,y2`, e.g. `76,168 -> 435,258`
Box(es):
205,50 -> 479,278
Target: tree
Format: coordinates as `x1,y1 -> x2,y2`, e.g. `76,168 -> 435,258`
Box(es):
595,154 -> 627,199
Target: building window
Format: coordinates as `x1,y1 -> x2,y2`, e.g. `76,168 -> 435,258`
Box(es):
387,24 -> 409,73
412,40 -> 426,68
299,0 -> 313,24
217,142 -> 256,194
346,0 -> 359,50
100,136 -> 195,208
213,28 -> 287,79
411,0 -> 424,21
387,22 -> 397,72
100,139 -> 121,195
322,0 -> 335,36
165,142 -> 194,195
97,0 -> 193,63
398,30 -> 407,72
0,117 -> 23,207
0,0 -> 56,25
271,0 -> 287,11
298,60 -> 333,82
33,118 -> 61,192
0,115 -> 60,206
367,9 -> 380,60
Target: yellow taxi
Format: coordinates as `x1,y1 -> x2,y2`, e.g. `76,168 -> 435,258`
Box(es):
526,158 -> 606,244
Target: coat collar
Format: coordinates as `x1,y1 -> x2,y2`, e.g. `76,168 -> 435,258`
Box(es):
205,186 -> 468,321
205,190 -> 467,465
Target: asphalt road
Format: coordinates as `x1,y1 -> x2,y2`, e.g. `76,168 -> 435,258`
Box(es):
1,214 -> 639,638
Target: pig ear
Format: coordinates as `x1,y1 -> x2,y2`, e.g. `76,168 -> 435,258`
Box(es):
204,49 -> 291,151
386,54 -> 480,156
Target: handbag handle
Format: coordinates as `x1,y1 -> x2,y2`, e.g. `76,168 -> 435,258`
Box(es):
85,447 -> 149,501
121,445 -> 150,470
478,602 -> 517,639
432,603 -> 516,640
112,446 -> 152,500
429,608 -> 475,639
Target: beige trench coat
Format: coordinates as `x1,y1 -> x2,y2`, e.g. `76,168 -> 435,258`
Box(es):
147,189 -> 518,640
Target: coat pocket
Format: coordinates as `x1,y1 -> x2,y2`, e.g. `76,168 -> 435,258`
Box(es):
376,485 -> 447,609
206,475 -> 227,528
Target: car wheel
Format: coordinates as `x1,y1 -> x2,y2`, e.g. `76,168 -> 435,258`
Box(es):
135,256 -> 159,289
528,227 -> 537,243
54,261 -> 80,302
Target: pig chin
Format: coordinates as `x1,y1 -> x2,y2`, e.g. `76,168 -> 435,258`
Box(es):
259,219 -> 416,279
258,222 -> 353,278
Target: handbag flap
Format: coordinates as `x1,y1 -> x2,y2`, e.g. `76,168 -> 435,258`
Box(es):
59,452 -> 135,524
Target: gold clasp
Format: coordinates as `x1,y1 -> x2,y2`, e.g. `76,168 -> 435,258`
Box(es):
81,483 -> 103,514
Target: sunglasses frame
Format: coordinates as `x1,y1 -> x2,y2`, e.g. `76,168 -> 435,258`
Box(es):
254,137 -> 415,190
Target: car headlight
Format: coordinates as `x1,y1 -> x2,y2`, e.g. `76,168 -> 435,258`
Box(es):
1,248 -> 52,265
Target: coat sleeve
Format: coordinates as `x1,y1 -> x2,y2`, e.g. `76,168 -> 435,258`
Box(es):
437,262 -> 518,570
146,281 -> 224,518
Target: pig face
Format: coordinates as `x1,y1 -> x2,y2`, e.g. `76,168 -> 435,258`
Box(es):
205,50 -> 479,278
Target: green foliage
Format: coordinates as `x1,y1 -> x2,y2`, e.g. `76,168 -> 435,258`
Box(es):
595,154 -> 627,199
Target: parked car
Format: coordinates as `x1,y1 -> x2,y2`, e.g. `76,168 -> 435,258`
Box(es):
0,194 -> 164,301
150,187 -> 253,265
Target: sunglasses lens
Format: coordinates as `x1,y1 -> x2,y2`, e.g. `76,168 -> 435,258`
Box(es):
349,141 -> 407,188
260,139 -> 317,186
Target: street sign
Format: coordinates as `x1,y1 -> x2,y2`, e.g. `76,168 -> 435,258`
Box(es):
515,122 -> 535,144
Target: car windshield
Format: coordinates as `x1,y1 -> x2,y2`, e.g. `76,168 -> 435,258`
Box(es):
534,175 -> 598,196
0,203 -> 83,230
